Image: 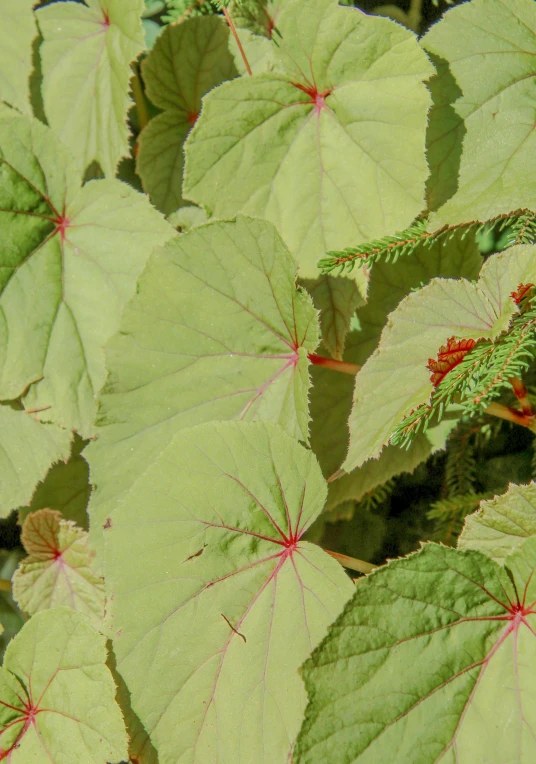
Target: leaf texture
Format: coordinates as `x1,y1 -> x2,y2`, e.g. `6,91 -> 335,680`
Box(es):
0,0 -> 36,114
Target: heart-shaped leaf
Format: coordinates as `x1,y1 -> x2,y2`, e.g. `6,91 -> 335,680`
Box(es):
105,421 -> 353,763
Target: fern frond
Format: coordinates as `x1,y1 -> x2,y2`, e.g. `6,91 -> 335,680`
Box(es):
319,208 -> 536,275
163,0 -> 217,23
445,422 -> 478,496
355,479 -> 395,513
427,493 -> 492,545
390,296 -> 536,448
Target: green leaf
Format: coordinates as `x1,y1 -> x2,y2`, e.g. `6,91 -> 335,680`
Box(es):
0,550 -> 24,660
184,0 -> 434,279
138,16 -> 237,215
86,216 -> 319,551
13,509 -> 104,627
423,0 -> 536,225
229,0 -> 283,37
0,115 -> 173,436
167,204 -> 208,232
105,421 -> 353,763
0,0 -> 36,114
459,482 -> 536,563
296,538 -> 536,762
309,231 -> 482,508
36,0 -> 145,177
18,435 -> 91,529
302,275 -> 364,361
228,27 -> 277,75
0,405 -> 71,519
0,608 -> 128,762
344,244 -> 536,471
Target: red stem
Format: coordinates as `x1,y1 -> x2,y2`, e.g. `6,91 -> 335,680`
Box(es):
510,377 -> 534,417
308,353 -> 360,376
223,7 -> 252,76
485,401 -> 536,431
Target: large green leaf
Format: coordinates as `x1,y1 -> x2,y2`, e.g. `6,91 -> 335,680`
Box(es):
423,0 -> 536,224
309,232 -> 482,508
36,0 -> 145,177
0,115 -> 173,436
459,482 -> 536,563
344,244 -> 536,471
138,16 -> 237,215
86,216 -> 319,550
105,421 -> 353,763
13,509 -> 104,627
296,538 -> 536,762
0,404 -> 71,519
18,436 -> 91,529
0,608 -> 127,762
184,0 -> 433,279
302,275 -> 364,361
0,0 -> 36,114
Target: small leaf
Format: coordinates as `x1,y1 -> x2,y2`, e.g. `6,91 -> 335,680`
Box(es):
344,244 -> 536,471
0,608 -> 128,762
138,16 -> 237,215
184,0 -> 434,279
18,435 -> 91,529
0,404 -> 71,519
229,0 -> 283,37
302,275 -> 364,361
296,538 -> 536,762
0,0 -> 36,114
36,0 -> 145,177
105,421 -> 353,763
423,0 -> 536,224
0,115 -> 173,436
459,482 -> 536,563
13,509 -> 104,628
87,216 -> 319,551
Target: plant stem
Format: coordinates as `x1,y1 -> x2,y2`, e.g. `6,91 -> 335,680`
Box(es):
324,550 -> 376,575
308,353 -> 360,376
407,0 -> 423,32
223,7 -> 252,76
485,401 -> 536,431
510,376 -> 534,417
131,63 -> 149,132
0,578 -> 11,592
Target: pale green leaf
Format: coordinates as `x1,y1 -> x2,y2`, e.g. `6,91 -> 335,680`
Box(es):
184,0 -> 434,279
309,232 -> 482,508
0,115 -> 174,436
459,482 -> 536,563
302,275 -> 364,361
36,0 -> 145,177
344,244 -> 536,471
13,509 -> 104,627
18,436 -> 91,529
86,216 -> 319,552
0,404 -> 71,519
167,204 -> 208,231
423,0 -> 536,225
229,0 -> 283,37
0,0 -> 36,114
138,16 -> 237,215
296,538 -> 536,763
229,27 -> 277,75
105,421 -> 353,763
0,608 -> 128,762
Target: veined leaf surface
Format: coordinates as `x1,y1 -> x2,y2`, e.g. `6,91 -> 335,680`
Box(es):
87,216 -> 319,550
0,608 -> 127,762
0,115 -> 173,436
296,539 -> 536,762
0,0 -> 36,114
184,0 -> 434,279
105,421 -> 353,763
36,0 -> 145,177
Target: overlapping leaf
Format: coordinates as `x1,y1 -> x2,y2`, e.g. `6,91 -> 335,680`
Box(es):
13,509 -> 104,627
309,232 -> 482,509
184,0 -> 434,279
230,0 -> 283,37
296,538 -> 536,762
0,608 -> 127,762
0,0 -> 36,114
86,216 -> 319,550
0,404 -> 71,519
302,276 -> 364,361
36,0 -> 145,177
423,0 -> 536,224
105,421 -> 353,763
460,482 -> 536,562
138,16 -> 237,215
344,244 -> 536,471
0,115 -> 173,436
